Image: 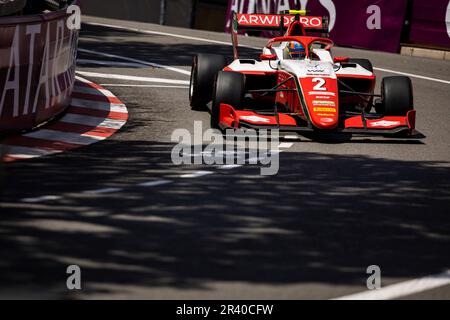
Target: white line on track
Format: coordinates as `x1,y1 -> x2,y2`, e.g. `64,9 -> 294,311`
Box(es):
99,84 -> 189,89
74,75 -> 94,84
137,180 -> 172,187
334,270 -> 450,300
22,195 -> 63,203
75,71 -> 190,85
180,171 -> 215,178
218,164 -> 243,170
77,59 -> 148,68
83,21 -> 450,85
78,48 -> 191,76
278,142 -> 294,149
373,67 -> 450,85
284,135 -> 301,140
82,187 -> 123,195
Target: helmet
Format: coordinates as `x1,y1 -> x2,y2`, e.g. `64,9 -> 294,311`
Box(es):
285,42 -> 305,59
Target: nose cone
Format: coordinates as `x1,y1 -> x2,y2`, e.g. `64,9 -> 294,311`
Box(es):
311,102 -> 339,129
298,76 -> 339,129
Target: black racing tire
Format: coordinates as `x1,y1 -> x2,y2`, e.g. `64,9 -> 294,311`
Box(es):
348,58 -> 373,73
189,53 -> 227,109
378,76 -> 414,116
211,71 -> 245,129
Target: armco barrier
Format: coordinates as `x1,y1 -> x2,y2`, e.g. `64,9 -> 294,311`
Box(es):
0,3 -> 79,133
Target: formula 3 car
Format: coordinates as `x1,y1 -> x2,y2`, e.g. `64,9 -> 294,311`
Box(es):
189,10 -> 421,138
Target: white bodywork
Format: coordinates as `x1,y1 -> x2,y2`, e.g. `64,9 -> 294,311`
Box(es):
227,45 -> 373,78
227,59 -> 275,73
280,59 -> 337,79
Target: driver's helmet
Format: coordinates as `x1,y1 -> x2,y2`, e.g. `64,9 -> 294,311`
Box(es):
285,42 -> 306,59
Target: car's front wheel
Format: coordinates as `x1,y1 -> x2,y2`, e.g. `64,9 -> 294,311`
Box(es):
211,71 -> 245,129
378,76 -> 414,116
189,54 -> 227,110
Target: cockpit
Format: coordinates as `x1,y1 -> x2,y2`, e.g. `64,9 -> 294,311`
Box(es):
262,38 -> 334,63
283,41 -> 306,59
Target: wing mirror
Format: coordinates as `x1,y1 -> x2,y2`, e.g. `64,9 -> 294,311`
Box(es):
260,53 -> 277,60
333,56 -> 349,63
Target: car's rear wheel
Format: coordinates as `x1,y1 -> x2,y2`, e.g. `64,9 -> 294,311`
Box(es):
377,76 -> 414,116
189,54 -> 227,110
211,71 -> 245,129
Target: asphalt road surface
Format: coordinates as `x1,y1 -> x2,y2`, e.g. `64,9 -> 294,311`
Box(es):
0,16 -> 449,299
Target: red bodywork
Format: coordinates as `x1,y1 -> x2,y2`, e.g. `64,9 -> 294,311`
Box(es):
219,13 -> 418,136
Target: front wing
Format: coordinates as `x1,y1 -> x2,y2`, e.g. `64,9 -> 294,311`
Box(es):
218,103 -> 422,137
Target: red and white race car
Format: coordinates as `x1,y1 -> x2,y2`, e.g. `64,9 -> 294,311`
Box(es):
189,10 -> 420,137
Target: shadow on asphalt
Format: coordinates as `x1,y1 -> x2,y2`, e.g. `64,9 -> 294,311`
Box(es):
78,23 -> 259,66
0,136 -> 449,297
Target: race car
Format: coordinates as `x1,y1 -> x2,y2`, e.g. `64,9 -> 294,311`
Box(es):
189,10 -> 420,137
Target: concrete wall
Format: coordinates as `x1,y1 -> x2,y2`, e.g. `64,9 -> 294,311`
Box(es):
80,0 -> 193,28
194,2 -> 228,32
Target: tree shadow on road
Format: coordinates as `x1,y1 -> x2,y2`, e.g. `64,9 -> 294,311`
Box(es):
0,138 -> 449,298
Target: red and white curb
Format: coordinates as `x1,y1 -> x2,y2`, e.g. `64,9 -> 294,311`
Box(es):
0,76 -> 128,162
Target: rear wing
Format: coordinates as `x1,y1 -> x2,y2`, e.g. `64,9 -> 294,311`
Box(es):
231,10 -> 329,59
